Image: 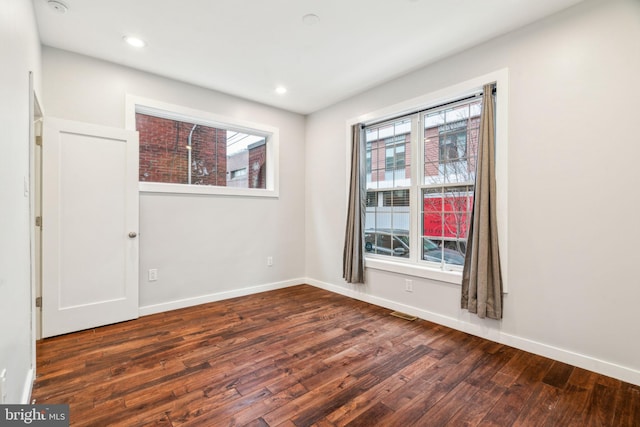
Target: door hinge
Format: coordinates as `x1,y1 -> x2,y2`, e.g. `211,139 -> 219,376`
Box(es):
35,296 -> 42,308
36,136 -> 42,146
35,216 -> 42,227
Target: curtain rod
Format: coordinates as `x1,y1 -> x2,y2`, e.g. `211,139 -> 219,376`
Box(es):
361,85 -> 496,129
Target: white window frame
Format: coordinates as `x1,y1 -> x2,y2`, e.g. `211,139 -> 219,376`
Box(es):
125,95 -> 279,198
348,69 -> 509,288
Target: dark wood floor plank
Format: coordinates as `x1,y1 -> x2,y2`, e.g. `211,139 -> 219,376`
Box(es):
343,401 -> 393,427
180,387 -> 274,427
612,382 -> 640,427
464,344 -> 516,387
490,348 -> 533,388
227,381 -> 308,426
542,366 -> 598,427
324,373 -> 408,425
586,382 -> 619,426
512,383 -> 562,427
542,360 -> 575,389
31,285 -> 640,427
261,372 -> 363,426
376,335 -> 492,426
443,381 -> 507,426
290,374 -> 381,426
413,380 -> 480,426
480,353 -> 555,426
167,387 -> 241,426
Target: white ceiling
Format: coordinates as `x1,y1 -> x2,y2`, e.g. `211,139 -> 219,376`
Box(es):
33,0 -> 584,115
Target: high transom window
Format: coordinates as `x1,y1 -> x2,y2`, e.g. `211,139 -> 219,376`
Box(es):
137,113 -> 268,189
126,96 -> 279,197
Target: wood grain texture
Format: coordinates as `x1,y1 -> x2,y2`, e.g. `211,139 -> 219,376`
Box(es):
32,285 -> 640,426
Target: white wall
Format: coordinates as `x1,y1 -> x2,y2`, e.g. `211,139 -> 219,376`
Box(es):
0,0 -> 42,403
305,0 -> 640,385
42,48 -> 306,313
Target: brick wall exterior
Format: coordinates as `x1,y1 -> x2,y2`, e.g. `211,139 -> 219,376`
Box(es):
368,133 -> 411,182
424,126 -> 440,177
137,113 -> 227,185
247,141 -> 267,189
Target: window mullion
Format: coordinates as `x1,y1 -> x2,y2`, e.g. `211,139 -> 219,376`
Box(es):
409,113 -> 420,263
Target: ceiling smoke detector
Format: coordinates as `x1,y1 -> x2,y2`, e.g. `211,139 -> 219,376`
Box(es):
47,0 -> 69,14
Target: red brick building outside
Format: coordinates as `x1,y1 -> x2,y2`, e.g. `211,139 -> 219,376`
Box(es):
247,140 -> 267,189
137,113 -> 227,185
136,113 -> 266,189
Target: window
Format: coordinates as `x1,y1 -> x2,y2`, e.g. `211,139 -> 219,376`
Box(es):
137,113 -> 267,188
383,189 -> 409,207
385,136 -> 407,171
353,70 -> 508,284
230,168 -> 247,179
363,92 -> 485,272
126,95 -> 279,197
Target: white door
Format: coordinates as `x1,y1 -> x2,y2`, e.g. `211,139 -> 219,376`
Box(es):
41,117 -> 139,338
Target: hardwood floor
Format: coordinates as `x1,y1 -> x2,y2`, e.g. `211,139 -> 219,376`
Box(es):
33,285 -> 639,426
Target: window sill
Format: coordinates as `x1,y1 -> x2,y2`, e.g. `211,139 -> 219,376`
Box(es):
139,182 -> 279,198
365,257 -> 462,285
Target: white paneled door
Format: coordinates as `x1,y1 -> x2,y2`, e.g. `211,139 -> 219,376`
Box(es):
41,118 -> 139,338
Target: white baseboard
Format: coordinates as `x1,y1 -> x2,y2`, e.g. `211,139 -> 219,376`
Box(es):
21,367 -> 34,404
138,278 -> 304,317
306,278 -> 640,387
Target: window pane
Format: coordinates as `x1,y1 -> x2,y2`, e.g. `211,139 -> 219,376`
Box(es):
136,113 -> 267,189
423,99 -> 481,186
364,228 -> 410,258
365,118 -> 411,191
423,238 -> 445,264
365,188 -> 410,257
421,186 -> 472,266
227,131 -> 267,189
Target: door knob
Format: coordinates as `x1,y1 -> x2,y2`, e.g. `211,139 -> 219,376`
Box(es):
128,232 -> 137,238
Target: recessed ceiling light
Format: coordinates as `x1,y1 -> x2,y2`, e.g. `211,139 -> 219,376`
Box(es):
302,14 -> 320,26
123,36 -> 146,48
275,86 -> 287,95
47,0 -> 69,14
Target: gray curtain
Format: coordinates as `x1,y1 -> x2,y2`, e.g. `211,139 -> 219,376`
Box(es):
343,124 -> 365,284
461,84 -> 503,319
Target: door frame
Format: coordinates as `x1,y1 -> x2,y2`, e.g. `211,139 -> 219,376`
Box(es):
27,71 -> 43,401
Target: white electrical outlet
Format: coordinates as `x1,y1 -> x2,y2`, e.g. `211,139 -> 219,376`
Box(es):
148,269 -> 158,281
267,256 -> 273,267
405,279 -> 413,292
